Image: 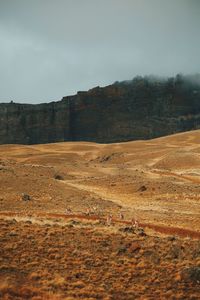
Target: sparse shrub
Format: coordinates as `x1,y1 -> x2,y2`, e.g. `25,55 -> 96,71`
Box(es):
54,174 -> 64,180
21,193 -> 31,201
182,267 -> 200,283
117,246 -> 127,255
50,275 -> 66,288
29,272 -> 41,280
138,185 -> 147,192
119,227 -> 135,233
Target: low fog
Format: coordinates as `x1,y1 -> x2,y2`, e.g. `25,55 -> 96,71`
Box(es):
0,0 -> 200,103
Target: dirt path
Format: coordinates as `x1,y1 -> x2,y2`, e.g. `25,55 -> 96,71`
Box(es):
0,211 -> 200,239
64,180 -> 130,208
153,169 -> 200,184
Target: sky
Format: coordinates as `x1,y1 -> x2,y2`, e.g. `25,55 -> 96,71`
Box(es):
0,0 -> 200,103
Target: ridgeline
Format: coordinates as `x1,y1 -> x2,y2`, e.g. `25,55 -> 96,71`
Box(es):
0,74 -> 200,144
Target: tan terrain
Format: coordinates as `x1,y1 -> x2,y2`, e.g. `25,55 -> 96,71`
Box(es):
0,130 -> 200,299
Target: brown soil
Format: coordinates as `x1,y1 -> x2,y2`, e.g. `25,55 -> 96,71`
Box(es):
0,130 -> 200,299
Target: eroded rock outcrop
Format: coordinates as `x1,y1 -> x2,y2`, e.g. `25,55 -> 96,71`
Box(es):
0,74 -> 200,144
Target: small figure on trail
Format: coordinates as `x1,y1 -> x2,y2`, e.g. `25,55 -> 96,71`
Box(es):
106,214 -> 113,226
119,211 -> 124,220
134,219 -> 139,228
86,207 -> 91,216
65,208 -> 72,215
92,206 -> 99,215
131,218 -> 139,229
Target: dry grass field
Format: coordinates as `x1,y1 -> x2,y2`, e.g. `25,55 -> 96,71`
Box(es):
0,130 -> 200,299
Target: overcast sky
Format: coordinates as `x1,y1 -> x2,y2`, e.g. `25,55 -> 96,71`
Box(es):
0,0 -> 200,103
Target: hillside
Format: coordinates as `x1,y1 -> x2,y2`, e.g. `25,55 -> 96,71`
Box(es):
1,129 -> 200,299
1,130 -> 200,299
1,128 -> 200,230
0,74 -> 200,144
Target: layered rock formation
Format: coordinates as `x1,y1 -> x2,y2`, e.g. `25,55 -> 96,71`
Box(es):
0,74 -> 200,144
0,101 -> 70,144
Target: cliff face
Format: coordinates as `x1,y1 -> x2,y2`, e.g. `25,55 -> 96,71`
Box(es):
0,75 -> 200,144
0,101 -> 70,144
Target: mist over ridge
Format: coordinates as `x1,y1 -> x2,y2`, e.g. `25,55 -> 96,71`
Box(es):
2,73 -> 200,105
0,71 -> 200,145
0,0 -> 200,103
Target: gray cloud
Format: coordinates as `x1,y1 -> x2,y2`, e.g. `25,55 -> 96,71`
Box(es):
0,0 -> 200,103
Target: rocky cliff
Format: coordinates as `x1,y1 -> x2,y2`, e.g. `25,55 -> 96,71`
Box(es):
0,74 -> 200,144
